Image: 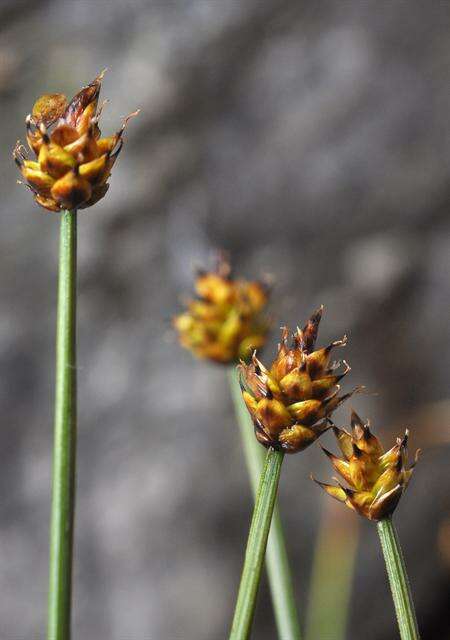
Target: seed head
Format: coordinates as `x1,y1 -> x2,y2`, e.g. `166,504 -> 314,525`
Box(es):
238,307 -> 359,453
312,411 -> 420,520
173,254 -> 270,364
13,71 -> 138,212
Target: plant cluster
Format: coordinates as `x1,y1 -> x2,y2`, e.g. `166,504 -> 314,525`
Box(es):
15,73 -> 421,640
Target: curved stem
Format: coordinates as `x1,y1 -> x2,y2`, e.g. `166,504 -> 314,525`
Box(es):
377,517 -> 420,640
229,448 -> 284,640
228,368 -> 301,639
48,210 -> 77,640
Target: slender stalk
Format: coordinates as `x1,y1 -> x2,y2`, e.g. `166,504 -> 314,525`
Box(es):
229,448 -> 284,640
305,498 -> 358,640
228,368 -> 301,640
377,517 -> 420,640
48,210 -> 77,640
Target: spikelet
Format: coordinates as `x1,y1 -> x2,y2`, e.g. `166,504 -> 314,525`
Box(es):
13,71 -> 138,212
312,411 -> 420,520
238,307 -> 359,453
174,254 -> 269,364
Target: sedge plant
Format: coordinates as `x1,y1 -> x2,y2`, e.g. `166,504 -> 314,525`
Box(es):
312,411 -> 421,640
230,308 -> 359,639
14,72 -> 137,639
174,255 -> 302,639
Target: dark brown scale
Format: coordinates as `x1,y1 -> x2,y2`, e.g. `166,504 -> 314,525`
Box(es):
62,81 -> 100,128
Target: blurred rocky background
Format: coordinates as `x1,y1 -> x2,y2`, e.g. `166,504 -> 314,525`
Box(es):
0,0 -> 449,638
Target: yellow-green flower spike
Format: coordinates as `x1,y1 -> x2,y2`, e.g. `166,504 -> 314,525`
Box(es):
312,411 -> 420,520
13,71 -> 138,212
239,308 -> 359,453
173,255 -> 270,364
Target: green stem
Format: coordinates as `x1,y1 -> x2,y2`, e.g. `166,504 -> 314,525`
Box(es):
377,517 -> 420,640
305,499 -> 358,640
229,447 -> 284,640
48,210 -> 77,640
228,368 -> 301,640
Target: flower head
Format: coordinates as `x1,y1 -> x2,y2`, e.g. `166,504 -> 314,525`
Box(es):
312,411 -> 420,520
173,255 -> 269,364
13,71 -> 138,212
239,307 -> 358,453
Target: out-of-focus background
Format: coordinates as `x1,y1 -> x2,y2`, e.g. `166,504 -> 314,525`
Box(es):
1,1 -> 449,638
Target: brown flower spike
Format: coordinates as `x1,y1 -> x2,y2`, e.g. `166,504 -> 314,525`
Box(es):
312,411 -> 420,520
239,307 -> 358,453
173,255 -> 269,364
13,71 -> 138,212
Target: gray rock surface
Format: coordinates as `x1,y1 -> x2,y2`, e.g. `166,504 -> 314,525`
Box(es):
0,0 -> 449,638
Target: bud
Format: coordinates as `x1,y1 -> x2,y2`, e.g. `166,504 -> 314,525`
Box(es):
173,255 -> 270,364
238,307 -> 358,453
13,71 -> 138,212
312,411 -> 420,520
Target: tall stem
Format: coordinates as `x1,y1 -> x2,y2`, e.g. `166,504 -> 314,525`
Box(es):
48,210 -> 77,640
377,517 -> 420,640
229,448 -> 284,640
228,368 -> 301,640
